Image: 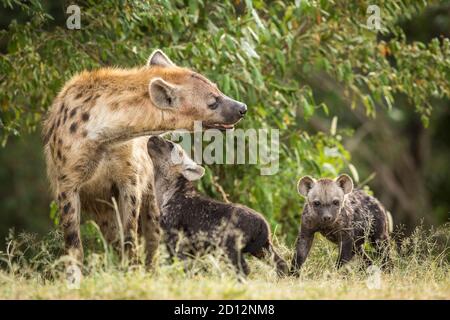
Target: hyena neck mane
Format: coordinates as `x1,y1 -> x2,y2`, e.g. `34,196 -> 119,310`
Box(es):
154,174 -> 197,208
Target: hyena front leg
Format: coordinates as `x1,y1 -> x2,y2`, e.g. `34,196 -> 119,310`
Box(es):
290,227 -> 315,276
117,180 -> 142,262
58,188 -> 83,264
140,190 -> 161,266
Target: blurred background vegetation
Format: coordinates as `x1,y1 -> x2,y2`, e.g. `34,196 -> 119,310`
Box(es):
0,0 -> 449,249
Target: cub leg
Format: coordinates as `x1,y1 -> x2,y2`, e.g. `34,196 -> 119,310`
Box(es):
290,228 -> 315,276
373,237 -> 392,270
254,242 -> 288,277
224,237 -> 250,276
268,244 -> 288,277
336,238 -> 355,268
227,249 -> 250,277
354,245 -> 373,269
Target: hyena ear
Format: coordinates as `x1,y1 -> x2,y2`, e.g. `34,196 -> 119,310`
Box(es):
182,164 -> 205,181
297,176 -> 316,197
149,78 -> 178,110
335,174 -> 353,194
147,49 -> 175,67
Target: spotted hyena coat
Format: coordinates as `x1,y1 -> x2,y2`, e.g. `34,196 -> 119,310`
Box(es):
147,136 -> 288,277
290,175 -> 391,274
42,50 -> 247,266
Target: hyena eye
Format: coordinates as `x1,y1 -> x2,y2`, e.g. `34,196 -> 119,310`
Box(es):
313,200 -> 321,207
207,97 -> 219,110
333,200 -> 340,206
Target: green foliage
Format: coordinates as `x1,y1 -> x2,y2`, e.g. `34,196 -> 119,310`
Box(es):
0,0 -> 448,242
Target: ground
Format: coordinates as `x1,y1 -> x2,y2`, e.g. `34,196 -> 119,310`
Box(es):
0,225 -> 448,299
1,270 -> 449,299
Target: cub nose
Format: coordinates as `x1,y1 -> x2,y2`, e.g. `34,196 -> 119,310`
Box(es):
238,103 -> 247,116
322,215 -> 332,223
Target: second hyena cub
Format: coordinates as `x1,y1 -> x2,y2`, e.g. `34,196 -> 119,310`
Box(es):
291,174 -> 391,274
146,136 -> 288,277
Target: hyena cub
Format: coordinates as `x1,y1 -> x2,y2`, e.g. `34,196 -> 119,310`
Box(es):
290,174 -> 391,274
146,136 -> 288,277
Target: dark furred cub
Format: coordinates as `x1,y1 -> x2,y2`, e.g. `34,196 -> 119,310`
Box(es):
147,136 -> 288,277
291,174 -> 391,275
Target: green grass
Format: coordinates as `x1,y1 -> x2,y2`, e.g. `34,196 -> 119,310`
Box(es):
0,224 -> 449,299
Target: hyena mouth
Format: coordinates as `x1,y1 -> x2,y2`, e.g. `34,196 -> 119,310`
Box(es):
204,123 -> 235,130
204,119 -> 242,131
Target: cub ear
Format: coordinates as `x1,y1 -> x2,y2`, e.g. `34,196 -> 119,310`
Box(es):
335,174 -> 353,194
149,78 -> 178,110
182,164 -> 205,181
147,49 -> 175,67
297,176 -> 316,197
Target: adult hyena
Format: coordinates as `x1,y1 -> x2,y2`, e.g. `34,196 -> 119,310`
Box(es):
42,50 -> 247,266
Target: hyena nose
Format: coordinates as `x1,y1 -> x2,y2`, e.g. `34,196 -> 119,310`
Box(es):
238,103 -> 247,116
323,215 -> 332,223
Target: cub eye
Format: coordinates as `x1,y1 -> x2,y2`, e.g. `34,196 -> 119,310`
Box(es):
168,143 -> 174,150
333,200 -> 340,206
313,201 -> 321,207
207,97 -> 219,110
